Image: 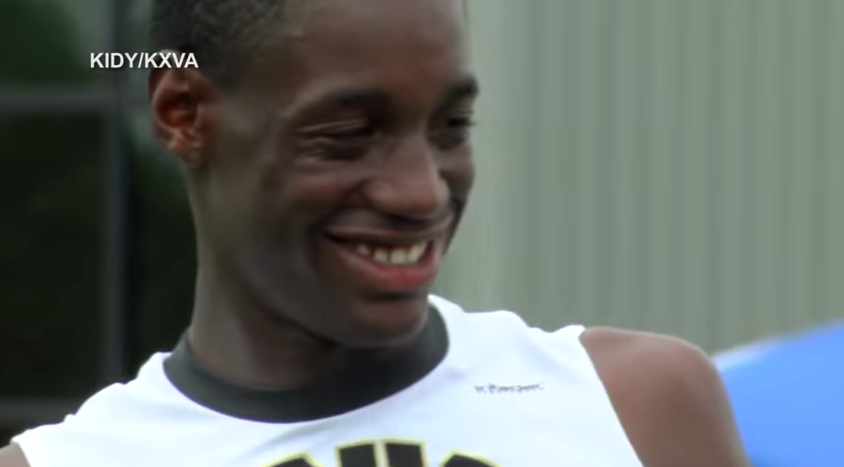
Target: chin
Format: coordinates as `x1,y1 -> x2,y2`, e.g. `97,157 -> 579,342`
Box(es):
338,293 -> 431,348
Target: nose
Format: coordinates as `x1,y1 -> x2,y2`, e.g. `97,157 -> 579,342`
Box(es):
364,135 -> 449,221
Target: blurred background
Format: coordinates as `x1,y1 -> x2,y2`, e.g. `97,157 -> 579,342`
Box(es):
0,0 -> 842,459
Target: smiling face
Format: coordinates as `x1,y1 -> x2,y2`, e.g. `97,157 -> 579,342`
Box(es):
151,0 -> 477,348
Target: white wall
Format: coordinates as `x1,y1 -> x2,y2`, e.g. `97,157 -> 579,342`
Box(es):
438,0 -> 844,352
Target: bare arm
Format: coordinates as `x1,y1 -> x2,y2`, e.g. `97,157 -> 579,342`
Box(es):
0,444 -> 30,467
582,327 -> 751,467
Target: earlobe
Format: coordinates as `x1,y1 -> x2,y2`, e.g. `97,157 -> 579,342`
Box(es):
166,132 -> 202,166
149,68 -> 215,166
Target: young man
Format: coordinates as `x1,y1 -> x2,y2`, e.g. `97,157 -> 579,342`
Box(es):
0,0 -> 750,465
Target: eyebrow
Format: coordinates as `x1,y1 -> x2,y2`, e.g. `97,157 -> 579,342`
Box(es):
437,75 -> 480,110
317,87 -> 393,110
305,74 -> 480,113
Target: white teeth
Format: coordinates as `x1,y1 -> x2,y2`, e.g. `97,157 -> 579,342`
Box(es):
390,249 -> 409,264
374,248 -> 390,263
353,242 -> 429,265
407,243 -> 426,263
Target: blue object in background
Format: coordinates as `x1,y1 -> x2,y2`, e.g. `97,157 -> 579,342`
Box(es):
715,321 -> 844,467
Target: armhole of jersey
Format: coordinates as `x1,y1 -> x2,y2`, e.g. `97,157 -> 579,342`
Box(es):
11,422 -> 66,467
547,324 -> 646,466
6,354 -> 172,467
553,324 -> 587,341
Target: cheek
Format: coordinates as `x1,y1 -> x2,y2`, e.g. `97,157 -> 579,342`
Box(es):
203,151 -> 282,250
276,164 -> 369,218
439,149 -> 475,198
250,126 -> 359,218
206,174 -> 262,251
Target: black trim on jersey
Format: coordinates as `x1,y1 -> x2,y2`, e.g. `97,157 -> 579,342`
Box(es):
163,306 -> 449,423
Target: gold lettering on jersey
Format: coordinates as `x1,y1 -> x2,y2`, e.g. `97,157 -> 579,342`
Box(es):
263,453 -> 325,467
336,440 -> 380,467
440,451 -> 502,467
382,439 -> 427,467
265,439 -> 498,467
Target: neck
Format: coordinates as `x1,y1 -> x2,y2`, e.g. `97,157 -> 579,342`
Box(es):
188,261 -> 425,390
189,264 -> 344,389
165,271 -> 449,422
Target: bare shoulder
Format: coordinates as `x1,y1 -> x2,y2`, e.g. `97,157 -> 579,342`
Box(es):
580,327 -> 750,467
0,444 -> 30,467
581,326 -> 718,387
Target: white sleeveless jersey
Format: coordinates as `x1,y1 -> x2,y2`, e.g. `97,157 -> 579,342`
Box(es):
12,296 -> 643,467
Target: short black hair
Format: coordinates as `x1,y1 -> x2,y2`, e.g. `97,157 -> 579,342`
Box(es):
150,0 -> 469,89
149,0 -> 297,88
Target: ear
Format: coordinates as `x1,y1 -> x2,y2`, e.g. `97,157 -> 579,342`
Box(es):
148,66 -> 218,166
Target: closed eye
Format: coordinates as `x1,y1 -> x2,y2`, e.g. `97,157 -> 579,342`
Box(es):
295,119 -> 379,160
297,119 -> 375,138
430,112 -> 476,150
446,115 -> 476,129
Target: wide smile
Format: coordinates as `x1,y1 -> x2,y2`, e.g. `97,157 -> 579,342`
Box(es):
350,241 -> 431,266
323,224 -> 450,292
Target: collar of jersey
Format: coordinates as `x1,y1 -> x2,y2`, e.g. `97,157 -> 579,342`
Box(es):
163,305 -> 449,423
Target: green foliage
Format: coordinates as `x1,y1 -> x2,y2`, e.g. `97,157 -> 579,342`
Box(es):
0,0 -> 195,399
0,0 -> 94,85
0,111 -> 104,397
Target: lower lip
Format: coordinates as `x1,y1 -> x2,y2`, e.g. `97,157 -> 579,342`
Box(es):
327,240 -> 442,291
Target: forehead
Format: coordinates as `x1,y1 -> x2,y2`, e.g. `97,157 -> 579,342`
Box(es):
290,0 -> 466,43
250,0 -> 470,106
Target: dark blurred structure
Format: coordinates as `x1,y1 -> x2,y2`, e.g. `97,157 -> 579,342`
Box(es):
0,0 -> 195,442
